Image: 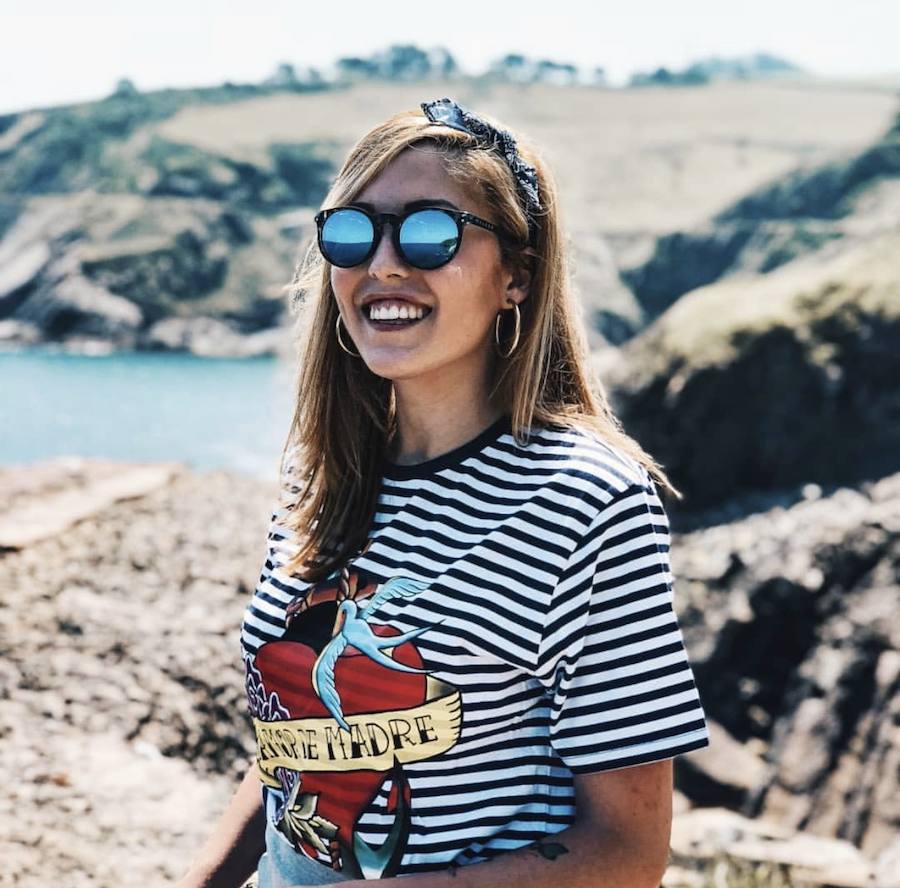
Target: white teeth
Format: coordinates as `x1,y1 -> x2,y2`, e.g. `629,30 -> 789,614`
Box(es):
367,303 -> 427,321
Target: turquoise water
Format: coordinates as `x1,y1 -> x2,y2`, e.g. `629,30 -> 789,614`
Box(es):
0,349 -> 297,480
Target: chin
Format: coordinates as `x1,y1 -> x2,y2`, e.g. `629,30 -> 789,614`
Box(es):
360,353 -> 427,381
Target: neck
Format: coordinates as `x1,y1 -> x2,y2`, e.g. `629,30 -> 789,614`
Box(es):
388,375 -> 505,466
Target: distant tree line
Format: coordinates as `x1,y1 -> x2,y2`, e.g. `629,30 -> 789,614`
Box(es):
106,45 -> 801,102
250,45 -> 608,89
331,45 -> 607,87
628,53 -> 802,87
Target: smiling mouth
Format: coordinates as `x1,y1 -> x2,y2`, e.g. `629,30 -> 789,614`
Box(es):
362,304 -> 433,329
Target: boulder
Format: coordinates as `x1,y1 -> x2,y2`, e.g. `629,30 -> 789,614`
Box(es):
671,471 -> 900,856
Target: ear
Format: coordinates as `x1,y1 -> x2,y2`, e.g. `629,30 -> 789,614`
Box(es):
504,247 -> 536,305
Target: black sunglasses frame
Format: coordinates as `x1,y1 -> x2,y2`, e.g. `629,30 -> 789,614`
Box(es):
314,205 -> 499,270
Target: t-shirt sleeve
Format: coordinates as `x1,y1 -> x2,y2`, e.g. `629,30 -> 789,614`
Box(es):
535,479 -> 710,773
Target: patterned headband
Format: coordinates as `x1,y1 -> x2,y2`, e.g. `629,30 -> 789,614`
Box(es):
420,97 -> 542,246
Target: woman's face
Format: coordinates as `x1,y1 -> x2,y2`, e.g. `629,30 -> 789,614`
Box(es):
329,143 -> 527,396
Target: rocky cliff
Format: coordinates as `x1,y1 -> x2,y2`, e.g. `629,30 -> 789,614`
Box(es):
0,84 -> 337,356
599,232 -> 900,512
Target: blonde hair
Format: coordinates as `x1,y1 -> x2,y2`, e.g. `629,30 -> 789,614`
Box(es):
277,103 -> 681,582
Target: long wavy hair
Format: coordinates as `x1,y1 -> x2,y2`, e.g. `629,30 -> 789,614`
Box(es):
276,102 -> 681,583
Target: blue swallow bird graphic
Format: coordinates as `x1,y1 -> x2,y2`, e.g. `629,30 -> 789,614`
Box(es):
311,576 -> 434,731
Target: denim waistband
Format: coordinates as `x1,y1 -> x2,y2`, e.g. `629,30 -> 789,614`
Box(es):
256,814 -> 353,887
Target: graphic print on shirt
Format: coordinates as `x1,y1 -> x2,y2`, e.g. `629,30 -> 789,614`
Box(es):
244,559 -> 463,880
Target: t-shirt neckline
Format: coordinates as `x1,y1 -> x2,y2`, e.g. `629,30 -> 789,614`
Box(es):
382,414 -> 512,481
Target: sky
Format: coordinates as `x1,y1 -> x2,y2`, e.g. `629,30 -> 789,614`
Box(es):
1,0 -> 898,115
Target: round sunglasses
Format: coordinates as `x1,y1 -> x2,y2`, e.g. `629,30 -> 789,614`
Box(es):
314,205 -> 499,270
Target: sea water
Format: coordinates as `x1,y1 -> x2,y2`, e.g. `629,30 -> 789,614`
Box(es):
0,349 -> 296,480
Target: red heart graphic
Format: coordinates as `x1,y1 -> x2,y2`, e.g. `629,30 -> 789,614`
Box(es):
255,624 -> 426,853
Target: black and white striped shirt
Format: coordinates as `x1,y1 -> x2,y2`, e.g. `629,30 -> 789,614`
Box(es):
240,414 -> 709,879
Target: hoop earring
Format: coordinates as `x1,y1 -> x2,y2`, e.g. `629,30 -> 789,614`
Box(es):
335,314 -> 361,357
494,302 -> 521,358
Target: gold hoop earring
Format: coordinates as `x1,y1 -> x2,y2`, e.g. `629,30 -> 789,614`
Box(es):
335,314 -> 361,357
494,301 -> 521,358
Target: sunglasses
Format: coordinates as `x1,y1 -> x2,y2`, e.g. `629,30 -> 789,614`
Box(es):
314,205 -> 499,270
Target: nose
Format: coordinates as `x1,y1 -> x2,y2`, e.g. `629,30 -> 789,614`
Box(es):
367,221 -> 408,279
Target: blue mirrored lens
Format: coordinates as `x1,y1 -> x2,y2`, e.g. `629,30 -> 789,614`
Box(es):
321,209 -> 374,266
400,210 -> 459,269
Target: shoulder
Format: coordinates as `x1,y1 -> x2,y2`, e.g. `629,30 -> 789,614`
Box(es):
491,418 -> 664,539
504,417 -> 655,507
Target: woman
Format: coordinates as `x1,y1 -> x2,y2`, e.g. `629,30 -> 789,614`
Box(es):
179,97 -> 709,888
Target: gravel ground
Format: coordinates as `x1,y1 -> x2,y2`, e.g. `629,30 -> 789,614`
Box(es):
3,460 -> 897,887
0,465 -> 277,887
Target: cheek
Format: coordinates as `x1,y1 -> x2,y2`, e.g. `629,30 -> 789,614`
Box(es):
441,263 -> 464,289
438,263 -> 501,316
330,267 -> 360,307
430,272 -> 502,345
330,267 -> 349,292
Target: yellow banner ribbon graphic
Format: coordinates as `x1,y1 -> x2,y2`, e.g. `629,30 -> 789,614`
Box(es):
255,677 -> 461,780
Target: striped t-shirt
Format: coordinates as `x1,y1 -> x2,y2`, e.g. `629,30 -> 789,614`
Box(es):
240,413 -> 710,880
